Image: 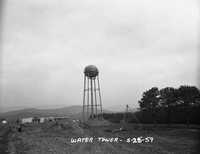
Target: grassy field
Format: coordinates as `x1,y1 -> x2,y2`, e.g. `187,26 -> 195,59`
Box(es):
5,120 -> 200,154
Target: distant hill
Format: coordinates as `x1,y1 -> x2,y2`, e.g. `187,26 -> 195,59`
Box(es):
0,105 -> 82,121
0,105 -> 111,122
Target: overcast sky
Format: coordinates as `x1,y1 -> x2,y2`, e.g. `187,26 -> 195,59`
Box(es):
0,0 -> 199,112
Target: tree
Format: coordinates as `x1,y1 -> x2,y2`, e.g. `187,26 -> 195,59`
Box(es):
138,87 -> 159,125
178,85 -> 200,127
159,87 -> 179,125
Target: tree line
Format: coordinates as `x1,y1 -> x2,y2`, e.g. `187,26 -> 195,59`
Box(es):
138,85 -> 200,126
103,85 -> 200,126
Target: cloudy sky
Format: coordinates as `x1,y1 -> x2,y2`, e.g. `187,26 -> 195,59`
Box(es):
0,0 -> 199,112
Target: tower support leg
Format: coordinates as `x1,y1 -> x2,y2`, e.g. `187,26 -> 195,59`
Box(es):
90,78 -> 94,119
97,76 -> 103,120
82,75 -> 86,121
94,79 -> 98,117
87,77 -> 90,119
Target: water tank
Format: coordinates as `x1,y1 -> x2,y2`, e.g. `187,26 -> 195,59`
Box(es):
84,65 -> 99,78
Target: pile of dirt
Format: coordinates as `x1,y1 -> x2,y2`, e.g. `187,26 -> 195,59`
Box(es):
70,120 -> 84,135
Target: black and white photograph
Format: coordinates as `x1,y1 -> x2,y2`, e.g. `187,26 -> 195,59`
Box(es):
0,0 -> 199,153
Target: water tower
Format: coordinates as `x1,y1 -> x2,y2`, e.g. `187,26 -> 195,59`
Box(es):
82,65 -> 103,121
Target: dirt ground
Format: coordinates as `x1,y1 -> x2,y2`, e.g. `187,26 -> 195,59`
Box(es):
0,125 -> 10,154
4,121 -> 200,154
